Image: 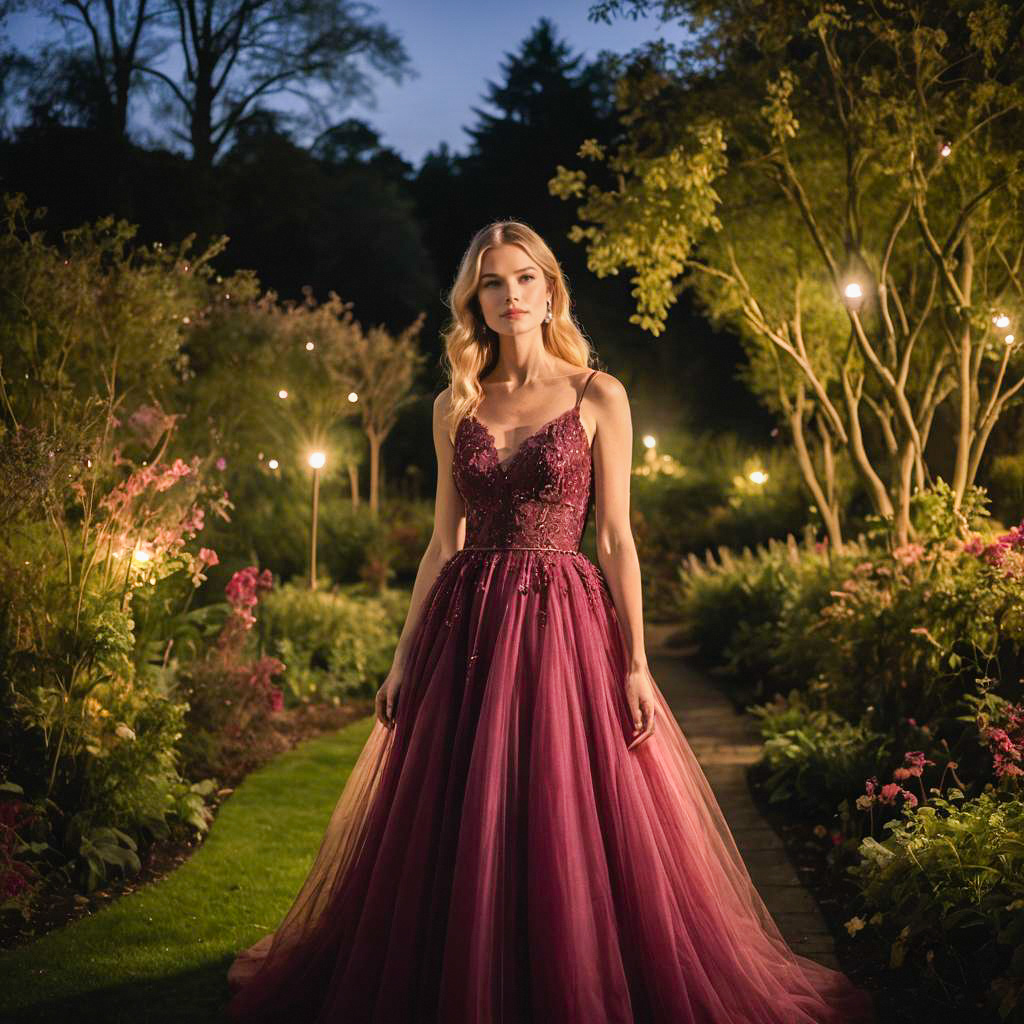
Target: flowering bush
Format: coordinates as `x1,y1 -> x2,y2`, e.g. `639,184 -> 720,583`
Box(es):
680,484 -> 1024,1014
0,196 -> 244,897
174,567 -> 287,779
0,790 -> 45,918
846,788 -> 1024,1020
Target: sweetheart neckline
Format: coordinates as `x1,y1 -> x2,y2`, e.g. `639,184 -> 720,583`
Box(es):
466,405 -> 590,475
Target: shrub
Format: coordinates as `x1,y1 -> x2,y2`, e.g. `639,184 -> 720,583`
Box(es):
847,788 -> 1024,1020
750,688 -> 891,813
257,580 -> 403,705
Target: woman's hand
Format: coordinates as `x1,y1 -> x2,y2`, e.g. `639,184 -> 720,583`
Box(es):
625,664 -> 658,751
375,663 -> 404,730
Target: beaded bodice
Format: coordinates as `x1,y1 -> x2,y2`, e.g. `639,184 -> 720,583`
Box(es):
453,376 -> 595,552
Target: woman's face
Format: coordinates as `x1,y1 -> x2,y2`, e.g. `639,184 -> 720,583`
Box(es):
476,244 -> 551,336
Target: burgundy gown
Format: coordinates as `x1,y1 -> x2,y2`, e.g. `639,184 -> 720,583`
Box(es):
227,369 -> 875,1023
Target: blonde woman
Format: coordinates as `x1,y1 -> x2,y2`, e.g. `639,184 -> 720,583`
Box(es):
227,221 -> 875,1023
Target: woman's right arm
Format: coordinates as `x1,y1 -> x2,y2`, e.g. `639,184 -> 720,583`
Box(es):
376,388 -> 465,727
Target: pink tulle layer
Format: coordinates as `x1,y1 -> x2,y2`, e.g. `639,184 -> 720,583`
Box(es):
227,549 -> 875,1023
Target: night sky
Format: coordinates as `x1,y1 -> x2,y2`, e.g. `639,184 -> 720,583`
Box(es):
5,1 -> 682,166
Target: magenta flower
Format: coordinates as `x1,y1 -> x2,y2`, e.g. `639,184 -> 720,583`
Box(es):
877,782 -> 917,807
892,750 -> 935,780
962,534 -> 985,556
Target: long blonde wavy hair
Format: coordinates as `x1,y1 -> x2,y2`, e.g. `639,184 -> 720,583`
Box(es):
441,220 -> 594,444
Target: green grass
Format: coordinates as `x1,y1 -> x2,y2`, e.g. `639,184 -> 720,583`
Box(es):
0,714 -> 377,1024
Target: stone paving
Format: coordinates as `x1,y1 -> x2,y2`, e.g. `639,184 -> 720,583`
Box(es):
645,622 -> 842,971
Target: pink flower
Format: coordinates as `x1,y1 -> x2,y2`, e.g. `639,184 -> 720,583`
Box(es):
962,534 -> 985,556
899,751 -> 935,778
893,543 -> 925,566
877,782 -> 917,806
864,776 -> 878,796
215,457 -> 227,471
155,458 -> 192,493
985,727 -> 1016,754
181,505 -> 205,536
198,547 -> 219,567
225,567 -> 274,613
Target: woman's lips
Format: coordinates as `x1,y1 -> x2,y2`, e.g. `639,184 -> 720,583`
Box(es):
502,311 -> 526,319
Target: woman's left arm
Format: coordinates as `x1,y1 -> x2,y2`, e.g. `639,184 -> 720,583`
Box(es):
586,372 -> 658,750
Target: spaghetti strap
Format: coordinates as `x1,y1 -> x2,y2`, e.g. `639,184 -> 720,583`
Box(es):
576,369 -> 598,408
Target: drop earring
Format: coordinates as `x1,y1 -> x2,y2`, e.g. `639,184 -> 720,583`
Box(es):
543,298 -> 553,325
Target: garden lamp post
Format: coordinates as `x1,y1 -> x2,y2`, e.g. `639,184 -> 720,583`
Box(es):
642,433 -> 657,471
309,450 -> 326,590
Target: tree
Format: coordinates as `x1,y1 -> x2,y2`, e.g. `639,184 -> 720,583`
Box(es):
342,313 -> 427,517
553,0 -> 1024,547
153,0 -> 412,167
27,0 -> 165,142
31,0 -> 413,167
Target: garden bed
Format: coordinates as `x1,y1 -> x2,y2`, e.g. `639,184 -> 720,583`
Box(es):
0,699 -> 374,952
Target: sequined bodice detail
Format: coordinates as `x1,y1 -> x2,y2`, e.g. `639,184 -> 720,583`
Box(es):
454,403 -> 594,551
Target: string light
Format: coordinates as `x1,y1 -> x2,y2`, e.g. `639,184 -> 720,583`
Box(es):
994,314 -> 1010,328
278,389 -> 288,399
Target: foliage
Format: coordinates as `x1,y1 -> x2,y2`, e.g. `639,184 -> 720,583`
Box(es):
174,567 -> 286,780
750,687 -> 890,812
558,0 -> 1024,546
0,195 -> 238,896
256,580 -> 404,706
847,788 -> 1024,1020
678,526 -> 857,700
631,429 -> 822,617
682,482 -> 1024,1013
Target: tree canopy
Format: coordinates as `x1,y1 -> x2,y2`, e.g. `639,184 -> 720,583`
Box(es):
553,0 -> 1024,545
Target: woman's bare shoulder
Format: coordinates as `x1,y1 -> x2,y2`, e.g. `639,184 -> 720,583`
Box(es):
584,369 -> 628,406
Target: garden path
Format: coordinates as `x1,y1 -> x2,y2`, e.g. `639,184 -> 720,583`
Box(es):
645,621 -> 842,970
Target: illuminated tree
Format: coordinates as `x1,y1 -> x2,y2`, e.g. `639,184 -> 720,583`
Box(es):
553,0 -> 1024,546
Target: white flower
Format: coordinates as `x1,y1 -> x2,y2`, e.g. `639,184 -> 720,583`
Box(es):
115,723 -> 136,742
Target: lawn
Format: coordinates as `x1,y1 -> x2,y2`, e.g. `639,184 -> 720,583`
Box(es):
0,714 -> 376,1024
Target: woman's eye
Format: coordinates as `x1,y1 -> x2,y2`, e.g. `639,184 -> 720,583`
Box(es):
481,275 -> 532,287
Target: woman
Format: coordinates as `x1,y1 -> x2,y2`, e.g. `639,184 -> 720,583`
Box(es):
227,220 -> 876,1022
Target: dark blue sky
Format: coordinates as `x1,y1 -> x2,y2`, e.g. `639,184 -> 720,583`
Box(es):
6,1 -> 679,166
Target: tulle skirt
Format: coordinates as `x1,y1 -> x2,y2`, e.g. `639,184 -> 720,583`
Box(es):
227,549 -> 875,1023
